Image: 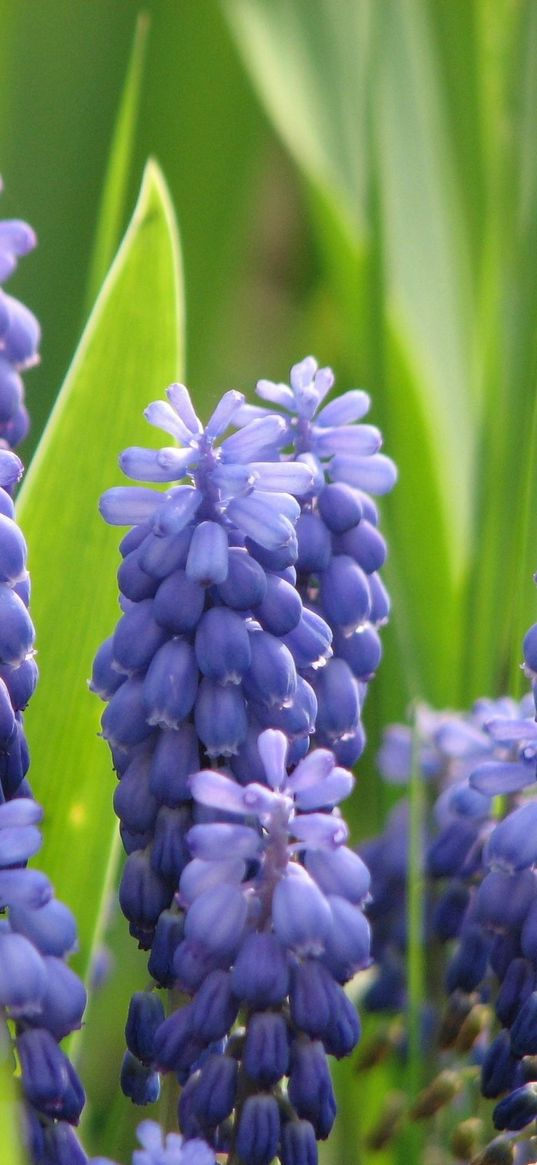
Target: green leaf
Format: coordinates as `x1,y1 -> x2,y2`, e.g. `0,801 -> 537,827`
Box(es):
16,159 -> 184,980
84,10 -> 150,313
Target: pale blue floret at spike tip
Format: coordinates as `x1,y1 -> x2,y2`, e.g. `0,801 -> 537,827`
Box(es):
0,181 -> 40,451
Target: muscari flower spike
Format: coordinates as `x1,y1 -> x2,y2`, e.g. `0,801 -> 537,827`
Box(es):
236,356 -> 397,766
92,371 -> 380,1163
0,449 -> 88,1165
361,657 -> 537,1147
0,181 -> 40,449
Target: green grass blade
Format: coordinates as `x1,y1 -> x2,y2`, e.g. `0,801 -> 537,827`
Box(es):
84,11 -> 150,313
16,159 -> 184,980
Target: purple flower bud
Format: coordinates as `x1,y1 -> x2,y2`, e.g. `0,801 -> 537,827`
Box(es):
231,931 -> 290,1008
153,569 -> 205,633
243,630 -> 297,709
253,572 -> 303,636
333,624 -> 382,680
493,1083 -> 537,1131
195,607 -> 251,683
0,930 -> 46,1013
236,1093 -> 281,1165
153,1005 -> 202,1074
470,760 -> 535,796
0,514 -> 26,583
305,846 -> 370,904
149,723 -> 199,806
280,1119 -> 318,1165
125,991 -> 166,1065
322,896 -> 371,982
0,584 -> 34,666
496,958 -> 535,1028
18,1027 -> 85,1123
120,1051 -> 161,1105
317,482 -> 363,533
510,991 -> 537,1056
282,609 -> 332,671
143,639 -> 198,729
289,960 -> 359,1057
313,659 -> 360,745
43,1123 -> 88,1165
184,883 -> 247,958
288,1038 -> 336,1140
138,527 -> 192,579
192,1052 -> 237,1126
272,868 -> 332,957
9,898 -> 77,958
295,513 -> 332,574
194,677 -> 248,757
119,850 -> 172,935
216,547 -> 267,609
190,969 -> 239,1043
475,869 -> 537,931
481,1031 -> 520,1099
112,599 -> 167,674
90,637 -> 125,700
147,909 -> 185,988
485,803 -> 537,872
243,1010 -> 290,1086
186,521 -> 229,585
446,925 -> 492,994
102,676 -> 155,749
150,806 -> 190,881
34,955 -> 87,1040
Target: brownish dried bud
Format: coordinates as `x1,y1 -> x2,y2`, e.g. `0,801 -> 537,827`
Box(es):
438,992 -> 475,1048
409,1069 -> 462,1119
450,1117 -> 483,1159
364,1091 -> 406,1150
454,1003 -> 491,1053
354,1025 -> 399,1072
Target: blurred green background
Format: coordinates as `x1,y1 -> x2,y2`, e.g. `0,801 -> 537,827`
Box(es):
2,1 -> 537,1161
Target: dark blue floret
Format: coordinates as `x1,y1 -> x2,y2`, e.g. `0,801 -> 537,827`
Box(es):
493,1083 -> 537,1131
481,1031 -> 520,1098
243,1011 -> 290,1086
510,991 -> 537,1056
125,991 -> 166,1065
288,1038 -> 336,1140
120,1051 -> 161,1105
281,1118 -> 318,1165
236,1093 -> 280,1165
191,1052 -> 237,1126
496,959 -> 535,1028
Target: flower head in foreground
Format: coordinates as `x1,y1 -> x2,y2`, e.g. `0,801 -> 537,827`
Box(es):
0,182 -> 40,449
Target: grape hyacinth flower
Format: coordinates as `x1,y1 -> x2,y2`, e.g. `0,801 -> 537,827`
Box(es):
92,371 -> 378,1160
0,182 -> 40,449
236,356 -> 397,764
149,728 -> 370,1163
360,665 -> 537,1152
0,449 -> 88,1164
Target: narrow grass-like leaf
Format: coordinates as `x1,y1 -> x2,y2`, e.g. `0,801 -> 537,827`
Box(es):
84,11 -> 150,313
16,160 -> 183,978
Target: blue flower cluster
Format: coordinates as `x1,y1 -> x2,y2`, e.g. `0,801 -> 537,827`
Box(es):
0,449 -> 88,1165
363,661 -> 537,1142
237,357 -> 396,764
93,362 -> 387,1162
0,184 -> 40,448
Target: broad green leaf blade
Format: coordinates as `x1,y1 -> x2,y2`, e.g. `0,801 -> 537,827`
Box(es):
16,159 -> 184,977
84,11 -> 150,313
